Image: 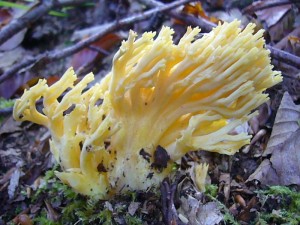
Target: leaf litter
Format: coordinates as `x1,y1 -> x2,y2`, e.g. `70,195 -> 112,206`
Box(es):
248,92 -> 300,186
0,1 -> 300,224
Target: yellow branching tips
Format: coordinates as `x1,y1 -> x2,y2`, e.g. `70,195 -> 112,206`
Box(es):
13,20 -> 282,198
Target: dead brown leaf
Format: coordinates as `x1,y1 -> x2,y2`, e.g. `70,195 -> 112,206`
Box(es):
282,72 -> 300,101
45,200 -> 60,222
248,2 -> 294,42
0,116 -> 22,135
248,129 -> 300,186
12,213 -> 33,225
269,129 -> 300,185
248,92 -> 300,185
219,173 -> 230,202
180,198 -> 223,225
71,33 -> 121,71
8,168 -> 23,200
275,27 -> 300,52
0,7 -> 29,51
263,92 -> 300,156
255,4 -> 292,28
128,202 -> 140,216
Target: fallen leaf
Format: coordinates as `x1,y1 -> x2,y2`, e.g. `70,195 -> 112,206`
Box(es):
254,4 -> 293,42
71,33 -> 121,70
268,130 -> 300,185
219,173 -> 231,202
0,116 -> 22,135
175,2 -> 220,25
248,93 -> 300,186
206,0 -> 224,9
282,72 -> 300,101
255,5 -> 291,28
263,92 -> 300,156
179,195 -> 223,225
0,8 -> 12,27
0,28 -> 27,51
128,202 -> 140,216
248,129 -> 300,186
210,8 -> 249,27
287,36 -> 300,53
12,214 -> 33,225
0,70 -> 34,99
0,7 -> 29,51
0,167 -> 16,185
8,168 -> 22,199
45,200 -> 60,221
0,46 -> 26,68
274,27 -> 300,51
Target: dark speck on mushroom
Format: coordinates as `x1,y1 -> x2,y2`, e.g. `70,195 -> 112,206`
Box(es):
151,145 -> 170,172
139,148 -> 151,163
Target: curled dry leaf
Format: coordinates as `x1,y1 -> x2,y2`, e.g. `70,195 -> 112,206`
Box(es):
128,202 -> 140,216
219,173 -> 231,202
45,200 -> 60,221
8,168 -> 22,199
0,28 -> 27,51
210,8 -> 250,28
0,7 -> 29,51
274,27 -> 300,61
181,2 -> 219,24
263,92 -> 300,156
282,72 -> 300,101
248,92 -> 300,185
0,116 -> 22,135
13,214 -> 33,225
179,195 -> 223,225
254,4 -> 292,28
71,33 -> 121,71
249,2 -> 294,42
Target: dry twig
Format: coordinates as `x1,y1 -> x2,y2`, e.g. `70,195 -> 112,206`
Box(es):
268,45 -> 300,69
0,107 -> 13,117
0,0 -> 194,84
160,177 -> 184,225
0,0 -> 89,46
242,0 -> 294,14
140,0 -> 216,32
0,1 -> 55,46
143,0 -> 300,69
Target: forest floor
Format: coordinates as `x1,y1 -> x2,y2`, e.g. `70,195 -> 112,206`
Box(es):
0,0 -> 300,224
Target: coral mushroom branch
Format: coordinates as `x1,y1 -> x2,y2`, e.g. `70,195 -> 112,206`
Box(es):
14,21 -> 281,198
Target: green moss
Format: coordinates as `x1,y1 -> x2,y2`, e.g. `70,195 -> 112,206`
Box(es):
256,186 -> 300,225
0,97 -> 15,109
27,165 -> 146,224
0,97 -> 15,124
124,214 -> 143,225
204,185 -> 239,225
205,184 -> 218,198
34,210 -> 61,225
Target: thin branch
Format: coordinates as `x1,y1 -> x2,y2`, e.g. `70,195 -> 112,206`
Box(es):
0,0 -> 89,46
0,0 -> 194,84
268,45 -> 300,69
0,107 -> 13,117
54,0 -> 93,8
140,0 -> 216,32
142,0 -> 300,69
0,1 -> 55,46
160,177 -> 184,225
242,0 -> 293,14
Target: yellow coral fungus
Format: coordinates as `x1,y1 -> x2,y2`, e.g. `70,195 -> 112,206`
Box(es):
13,20 -> 282,198
195,163 -> 209,192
